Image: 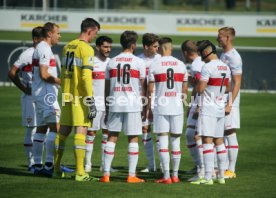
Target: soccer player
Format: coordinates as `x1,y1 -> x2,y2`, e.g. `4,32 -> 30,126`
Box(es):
84,35 -> 118,173
8,26 -> 43,172
148,37 -> 188,184
191,40 -> 230,185
217,27 -> 242,179
54,18 -> 99,181
100,30 -> 146,183
137,33 -> 161,173
181,40 -> 205,182
32,22 -> 61,176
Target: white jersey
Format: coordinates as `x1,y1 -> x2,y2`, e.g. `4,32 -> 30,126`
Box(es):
138,53 -> 161,110
220,48 -> 242,107
13,47 -> 34,90
200,59 -> 231,117
92,56 -> 110,111
149,56 -> 188,115
32,41 -> 58,97
105,52 -> 146,112
190,56 -> 205,106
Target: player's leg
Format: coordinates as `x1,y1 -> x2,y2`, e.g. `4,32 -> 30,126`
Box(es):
54,125 -> 72,176
141,122 -> 156,172
124,112 -> 144,183
100,112 -> 122,182
170,114 -> 183,183
21,95 -> 36,171
85,130 -> 96,172
154,115 -> 171,184
224,107 -> 239,178
214,117 -> 227,184
100,129 -> 108,171
33,125 -> 48,174
44,99 -> 61,174
24,126 -> 36,171
192,115 -> 215,185
186,107 -> 201,171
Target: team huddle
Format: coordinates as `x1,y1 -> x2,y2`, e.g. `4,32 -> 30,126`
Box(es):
9,18 -> 242,185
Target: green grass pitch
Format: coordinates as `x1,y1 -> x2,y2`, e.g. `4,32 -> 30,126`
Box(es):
0,87 -> 276,197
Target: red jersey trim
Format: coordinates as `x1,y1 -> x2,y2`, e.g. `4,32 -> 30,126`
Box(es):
208,78 -> 229,86
109,69 -> 140,78
92,71 -> 105,79
154,73 -> 184,82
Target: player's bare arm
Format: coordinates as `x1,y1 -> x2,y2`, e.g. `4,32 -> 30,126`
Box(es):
226,74 -> 242,114
147,81 -> 154,122
8,65 -> 31,95
39,64 -> 61,85
104,79 -> 110,124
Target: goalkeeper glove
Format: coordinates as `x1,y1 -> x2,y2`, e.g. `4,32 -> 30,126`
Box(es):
86,97 -> 97,119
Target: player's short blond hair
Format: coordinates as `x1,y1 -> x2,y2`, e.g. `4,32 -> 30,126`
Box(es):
219,27 -> 236,38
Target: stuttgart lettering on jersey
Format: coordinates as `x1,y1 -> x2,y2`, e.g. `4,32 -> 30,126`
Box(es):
161,61 -> 177,66
115,57 -> 133,62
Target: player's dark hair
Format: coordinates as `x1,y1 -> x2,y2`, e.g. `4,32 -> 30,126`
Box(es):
197,40 -> 216,59
142,33 -> 159,47
42,22 -> 59,38
32,26 -> 43,39
158,37 -> 172,46
96,36 -> 113,46
181,40 -> 197,53
81,18 -> 100,33
120,30 -> 138,50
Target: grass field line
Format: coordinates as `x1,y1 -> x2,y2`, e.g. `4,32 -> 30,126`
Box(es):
1,39 -> 276,51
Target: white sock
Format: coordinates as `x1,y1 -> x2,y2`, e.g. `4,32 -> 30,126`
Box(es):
85,135 -> 95,169
128,142 -> 139,177
196,139 -> 204,177
101,134 -> 108,168
33,133 -> 46,165
224,136 -> 229,168
186,128 -> 200,166
45,132 -> 56,166
104,141 -> 115,175
156,138 -> 163,171
213,144 -> 218,169
216,144 -> 227,179
159,135 -> 170,179
203,144 -> 214,181
171,136 -> 181,177
142,133 -> 155,170
24,127 -> 36,167
226,133 -> 239,172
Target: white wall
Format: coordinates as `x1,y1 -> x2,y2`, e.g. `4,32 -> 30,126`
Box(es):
0,10 -> 275,37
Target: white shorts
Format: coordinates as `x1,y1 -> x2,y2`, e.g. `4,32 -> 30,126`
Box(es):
88,111 -> 107,131
187,105 -> 198,127
225,107 -> 240,130
107,112 -> 142,135
198,114 -> 224,138
34,96 -> 60,126
21,94 -> 37,127
153,114 -> 184,134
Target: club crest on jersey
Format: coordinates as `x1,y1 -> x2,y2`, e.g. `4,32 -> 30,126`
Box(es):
88,57 -> 93,65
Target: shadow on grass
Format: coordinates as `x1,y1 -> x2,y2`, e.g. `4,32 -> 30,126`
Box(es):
0,166 -> 33,177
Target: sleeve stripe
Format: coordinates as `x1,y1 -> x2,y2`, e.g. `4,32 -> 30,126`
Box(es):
82,65 -> 93,70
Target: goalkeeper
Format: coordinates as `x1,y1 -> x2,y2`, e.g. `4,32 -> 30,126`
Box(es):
54,18 -> 100,181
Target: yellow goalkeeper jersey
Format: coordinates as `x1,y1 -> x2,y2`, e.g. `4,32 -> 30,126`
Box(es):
61,39 -> 94,102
